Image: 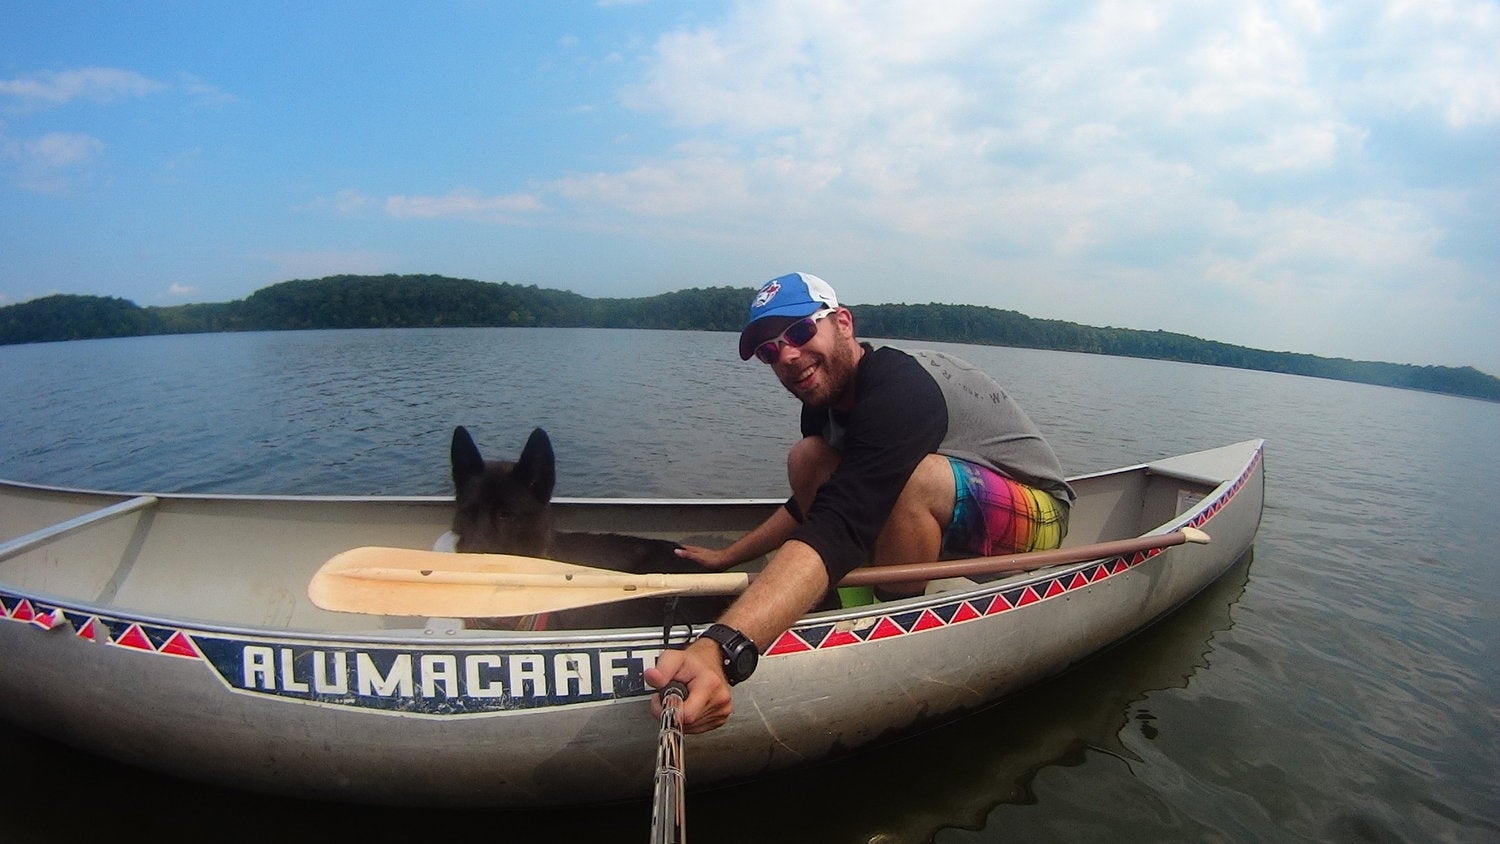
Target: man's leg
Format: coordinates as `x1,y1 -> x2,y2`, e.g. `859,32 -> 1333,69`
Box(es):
787,435 -> 839,516
872,454 -> 955,595
789,438 -> 956,597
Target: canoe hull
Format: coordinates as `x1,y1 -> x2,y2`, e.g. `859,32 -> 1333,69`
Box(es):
0,440 -> 1264,806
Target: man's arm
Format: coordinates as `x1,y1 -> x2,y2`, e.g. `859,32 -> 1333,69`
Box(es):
674,504 -> 801,571
646,539 -> 829,733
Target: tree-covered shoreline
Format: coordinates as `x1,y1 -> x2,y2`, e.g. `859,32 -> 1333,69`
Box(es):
3,273 -> 1496,402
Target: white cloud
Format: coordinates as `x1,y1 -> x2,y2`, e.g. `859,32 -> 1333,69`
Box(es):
1231,120 -> 1368,172
1,65 -> 238,193
1370,0 -> 1500,128
0,67 -> 165,109
168,283 -> 197,297
552,147 -> 757,216
3,131 -> 105,193
23,132 -> 103,168
313,189 -> 375,215
177,73 -> 236,108
384,189 -> 548,221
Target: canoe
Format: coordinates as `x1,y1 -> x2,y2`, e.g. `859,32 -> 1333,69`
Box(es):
0,439 -> 1264,807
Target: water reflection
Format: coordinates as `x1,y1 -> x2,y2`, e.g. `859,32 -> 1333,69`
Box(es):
689,551 -> 1255,843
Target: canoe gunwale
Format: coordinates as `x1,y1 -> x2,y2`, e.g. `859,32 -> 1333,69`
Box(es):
0,475 -> 787,509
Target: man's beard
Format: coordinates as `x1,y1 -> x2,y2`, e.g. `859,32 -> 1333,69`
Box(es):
785,329 -> 858,410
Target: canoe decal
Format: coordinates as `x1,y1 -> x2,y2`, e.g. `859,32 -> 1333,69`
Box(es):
189,636 -> 669,714
0,449 -> 1259,714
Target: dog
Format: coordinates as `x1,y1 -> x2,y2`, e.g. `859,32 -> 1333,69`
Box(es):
448,425 -> 734,630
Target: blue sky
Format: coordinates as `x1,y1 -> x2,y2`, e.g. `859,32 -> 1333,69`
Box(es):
2,1 -> 1496,373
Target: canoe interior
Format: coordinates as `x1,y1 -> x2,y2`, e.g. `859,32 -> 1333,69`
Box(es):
0,446 -> 1237,634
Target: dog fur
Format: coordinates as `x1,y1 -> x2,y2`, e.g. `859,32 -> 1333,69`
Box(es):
449,425 -> 733,630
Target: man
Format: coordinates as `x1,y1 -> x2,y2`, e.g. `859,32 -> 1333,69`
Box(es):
646,272 -> 1074,733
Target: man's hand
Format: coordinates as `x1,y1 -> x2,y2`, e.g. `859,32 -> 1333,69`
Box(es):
648,539 -> 830,733
674,544 -> 737,571
646,639 -> 733,734
674,505 -> 802,572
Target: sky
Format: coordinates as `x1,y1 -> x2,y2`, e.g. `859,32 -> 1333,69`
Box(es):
2,2 -> 1496,374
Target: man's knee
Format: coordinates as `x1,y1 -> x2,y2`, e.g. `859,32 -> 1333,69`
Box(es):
903,454 -> 957,518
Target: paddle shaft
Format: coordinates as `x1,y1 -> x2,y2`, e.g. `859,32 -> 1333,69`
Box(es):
334,527 -> 1208,594
333,566 -> 752,594
836,526 -> 1209,587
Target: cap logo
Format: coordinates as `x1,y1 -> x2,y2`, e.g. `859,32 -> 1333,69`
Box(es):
751,280 -> 781,309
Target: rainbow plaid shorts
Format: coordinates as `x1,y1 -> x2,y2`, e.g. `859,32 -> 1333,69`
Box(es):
942,457 -> 1069,557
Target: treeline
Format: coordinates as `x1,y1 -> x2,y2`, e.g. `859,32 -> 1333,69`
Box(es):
855,303 -> 1500,402
2,274 -> 1496,401
0,275 -> 751,341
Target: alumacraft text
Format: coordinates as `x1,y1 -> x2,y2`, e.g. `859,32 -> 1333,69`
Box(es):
192,634 -> 668,715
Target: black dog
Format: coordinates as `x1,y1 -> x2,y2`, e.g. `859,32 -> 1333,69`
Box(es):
449,426 -> 733,630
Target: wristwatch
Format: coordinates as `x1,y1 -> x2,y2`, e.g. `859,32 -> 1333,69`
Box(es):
699,624 -> 759,685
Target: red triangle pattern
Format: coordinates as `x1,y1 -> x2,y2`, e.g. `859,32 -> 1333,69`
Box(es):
950,602 -> 982,624
0,589 -> 213,661
766,520 -> 1237,655
911,609 -> 945,632
113,624 -> 154,651
766,630 -> 813,656
866,617 -> 907,640
985,593 -> 1014,614
159,631 -> 200,658
821,629 -> 863,648
77,617 -> 103,642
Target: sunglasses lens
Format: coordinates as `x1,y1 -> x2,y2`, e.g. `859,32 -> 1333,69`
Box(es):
784,318 -> 819,347
753,312 -> 828,364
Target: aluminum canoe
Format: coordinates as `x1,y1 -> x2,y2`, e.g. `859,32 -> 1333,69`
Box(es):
0,439 -> 1264,807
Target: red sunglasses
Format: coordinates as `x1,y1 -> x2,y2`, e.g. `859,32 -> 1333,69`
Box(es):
753,309 -> 835,364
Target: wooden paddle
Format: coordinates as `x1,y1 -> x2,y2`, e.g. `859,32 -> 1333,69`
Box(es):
308,527 -> 1209,618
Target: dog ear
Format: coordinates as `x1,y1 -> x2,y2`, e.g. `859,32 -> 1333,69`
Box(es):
515,427 -> 556,503
451,426 -> 485,490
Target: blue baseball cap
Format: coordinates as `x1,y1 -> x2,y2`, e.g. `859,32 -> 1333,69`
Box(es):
738,272 -> 840,360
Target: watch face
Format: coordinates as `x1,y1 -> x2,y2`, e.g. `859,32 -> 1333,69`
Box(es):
731,648 -> 757,679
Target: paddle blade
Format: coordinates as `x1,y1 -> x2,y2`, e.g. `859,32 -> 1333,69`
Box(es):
309,546 -> 692,618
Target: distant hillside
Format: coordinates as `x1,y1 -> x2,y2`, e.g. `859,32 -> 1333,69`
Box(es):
2,273 -> 1496,402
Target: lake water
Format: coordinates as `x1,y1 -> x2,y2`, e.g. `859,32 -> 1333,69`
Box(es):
1,328 -> 1496,842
